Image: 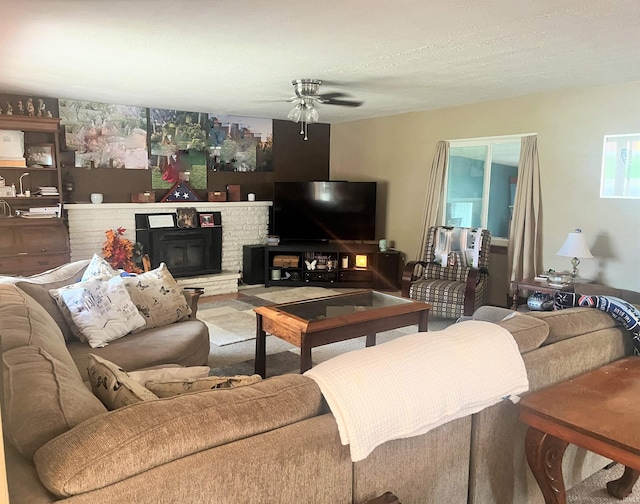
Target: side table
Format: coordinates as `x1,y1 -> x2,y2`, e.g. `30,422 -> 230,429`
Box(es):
182,287 -> 204,318
519,357 -> 640,503
510,278 -> 573,310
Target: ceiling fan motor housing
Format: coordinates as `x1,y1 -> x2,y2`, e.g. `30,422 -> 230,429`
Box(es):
292,79 -> 322,98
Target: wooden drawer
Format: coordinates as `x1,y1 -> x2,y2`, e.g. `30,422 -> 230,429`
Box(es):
19,225 -> 69,254
0,252 -> 70,277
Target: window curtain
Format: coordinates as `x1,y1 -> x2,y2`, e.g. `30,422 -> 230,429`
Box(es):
416,141 -> 449,260
507,135 -> 543,292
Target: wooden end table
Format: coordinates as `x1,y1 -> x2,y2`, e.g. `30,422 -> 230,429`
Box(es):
254,290 -> 430,377
510,278 -> 574,310
519,357 -> 640,503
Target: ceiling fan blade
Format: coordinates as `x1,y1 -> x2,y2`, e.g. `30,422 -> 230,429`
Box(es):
317,92 -> 348,100
322,98 -> 364,107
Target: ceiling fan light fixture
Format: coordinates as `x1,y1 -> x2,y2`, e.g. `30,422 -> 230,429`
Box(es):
287,103 -> 302,122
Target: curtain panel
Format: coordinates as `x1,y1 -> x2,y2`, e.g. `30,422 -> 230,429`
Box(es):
507,135 -> 543,292
416,141 -> 449,260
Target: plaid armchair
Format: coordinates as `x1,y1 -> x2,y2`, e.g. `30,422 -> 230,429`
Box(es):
401,226 -> 491,319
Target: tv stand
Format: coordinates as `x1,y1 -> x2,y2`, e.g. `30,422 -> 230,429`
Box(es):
265,243 -> 401,290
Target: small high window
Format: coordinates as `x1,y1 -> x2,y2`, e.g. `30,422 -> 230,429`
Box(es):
601,134 -> 640,198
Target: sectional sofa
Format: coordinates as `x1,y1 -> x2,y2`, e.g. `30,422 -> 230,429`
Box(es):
0,261 -> 636,503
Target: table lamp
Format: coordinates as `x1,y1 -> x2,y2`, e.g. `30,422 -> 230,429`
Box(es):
557,228 -> 593,281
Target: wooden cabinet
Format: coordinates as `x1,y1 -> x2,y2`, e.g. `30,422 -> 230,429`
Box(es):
0,115 -> 69,276
0,218 -> 70,276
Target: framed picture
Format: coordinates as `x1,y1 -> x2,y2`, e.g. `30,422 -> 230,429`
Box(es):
25,143 -> 55,167
148,214 -> 175,228
199,213 -> 214,227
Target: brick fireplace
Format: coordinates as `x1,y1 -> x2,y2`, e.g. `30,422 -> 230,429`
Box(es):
64,202 -> 271,295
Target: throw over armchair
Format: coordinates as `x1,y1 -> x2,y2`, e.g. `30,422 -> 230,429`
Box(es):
401,226 -> 491,319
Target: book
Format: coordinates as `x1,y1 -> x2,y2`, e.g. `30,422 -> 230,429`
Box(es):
0,158 -> 26,166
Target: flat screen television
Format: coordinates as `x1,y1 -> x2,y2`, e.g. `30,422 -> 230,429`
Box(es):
273,181 -> 376,242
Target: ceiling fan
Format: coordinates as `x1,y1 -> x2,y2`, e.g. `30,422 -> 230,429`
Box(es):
287,79 -> 362,140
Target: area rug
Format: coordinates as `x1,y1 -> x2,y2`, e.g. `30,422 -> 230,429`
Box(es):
199,286 -> 354,346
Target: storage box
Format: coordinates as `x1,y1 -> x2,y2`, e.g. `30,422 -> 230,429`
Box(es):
208,191 -> 227,202
131,191 -> 156,203
273,255 -> 299,268
227,184 -> 241,202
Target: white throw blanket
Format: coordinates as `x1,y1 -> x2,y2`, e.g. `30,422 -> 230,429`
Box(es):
304,320 -> 529,462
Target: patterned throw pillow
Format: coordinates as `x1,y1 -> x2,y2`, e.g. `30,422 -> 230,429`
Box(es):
81,254 -> 119,281
120,263 -> 192,330
145,374 -> 263,398
87,354 -> 158,410
49,276 -> 146,348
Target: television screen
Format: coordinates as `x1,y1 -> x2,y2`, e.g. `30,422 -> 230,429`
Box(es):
273,181 -> 376,242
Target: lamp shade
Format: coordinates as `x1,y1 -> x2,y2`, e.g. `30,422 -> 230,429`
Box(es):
557,229 -> 593,259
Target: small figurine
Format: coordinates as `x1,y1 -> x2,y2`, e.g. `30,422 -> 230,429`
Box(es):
26,98 -> 35,116
17,100 -> 24,115
5,102 -> 13,115
37,98 -> 45,117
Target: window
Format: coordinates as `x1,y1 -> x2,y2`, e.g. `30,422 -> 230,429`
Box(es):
443,136 -> 522,244
601,134 -> 640,198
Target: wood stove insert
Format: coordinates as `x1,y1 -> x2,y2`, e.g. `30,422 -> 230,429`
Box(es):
135,212 -> 222,278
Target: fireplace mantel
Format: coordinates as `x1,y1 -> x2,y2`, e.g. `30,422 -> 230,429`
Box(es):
64,202 -> 271,295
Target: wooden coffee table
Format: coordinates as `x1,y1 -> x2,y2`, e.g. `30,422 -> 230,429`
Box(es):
519,356 -> 640,503
254,290 -> 430,377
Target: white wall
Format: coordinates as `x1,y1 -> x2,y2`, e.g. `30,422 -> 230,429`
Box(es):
330,82 -> 640,292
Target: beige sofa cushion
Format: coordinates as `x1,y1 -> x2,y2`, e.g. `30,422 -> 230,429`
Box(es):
67,318 -> 210,381
87,354 -> 158,409
128,365 -> 210,386
34,374 -> 323,497
0,259 -> 89,285
0,284 -> 81,379
16,281 -> 80,342
529,307 -> 620,345
146,374 -> 262,397
496,312 -> 549,353
3,346 -> 107,458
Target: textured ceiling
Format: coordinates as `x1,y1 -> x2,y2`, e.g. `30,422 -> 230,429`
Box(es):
1,0 -> 640,124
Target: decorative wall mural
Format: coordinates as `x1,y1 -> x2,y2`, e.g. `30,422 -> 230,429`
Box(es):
149,109 -> 207,189
208,115 -> 273,172
58,99 -> 148,169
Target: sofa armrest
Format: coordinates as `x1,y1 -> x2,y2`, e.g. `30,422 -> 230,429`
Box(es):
34,375 -> 323,498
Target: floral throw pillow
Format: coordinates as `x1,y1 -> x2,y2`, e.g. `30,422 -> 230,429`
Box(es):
121,263 -> 192,330
49,276 -> 146,348
81,254 -> 119,281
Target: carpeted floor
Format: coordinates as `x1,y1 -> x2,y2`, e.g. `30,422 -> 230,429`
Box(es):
567,463 -> 640,502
